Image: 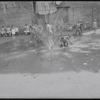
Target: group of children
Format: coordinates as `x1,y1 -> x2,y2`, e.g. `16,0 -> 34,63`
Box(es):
30,19 -> 98,48
59,19 -> 98,47
0,22 -> 72,47
73,19 -> 98,36
0,24 -> 34,38
0,25 -> 19,37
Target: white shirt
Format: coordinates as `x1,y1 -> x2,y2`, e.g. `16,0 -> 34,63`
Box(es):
25,25 -> 30,32
14,27 -> 19,33
1,28 -> 5,34
11,28 -> 16,35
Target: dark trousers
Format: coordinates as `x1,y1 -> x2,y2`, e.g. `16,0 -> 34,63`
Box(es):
60,39 -> 68,47
5,33 -> 12,37
75,28 -> 82,36
63,41 -> 68,47
80,26 -> 83,34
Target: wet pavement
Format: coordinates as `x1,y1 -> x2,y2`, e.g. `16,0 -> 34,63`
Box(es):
0,34 -> 100,74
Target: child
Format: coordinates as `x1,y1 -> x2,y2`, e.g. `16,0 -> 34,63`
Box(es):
6,25 -> 12,37
59,35 -> 72,47
46,23 -> 54,49
59,36 -> 65,47
93,19 -> 97,34
74,21 -> 81,36
31,24 -> 36,32
37,24 -> 43,34
14,27 -> 19,35
24,24 -> 30,35
1,26 -> 6,37
79,20 -> 83,35
46,22 -> 53,34
64,35 -> 72,45
30,24 -> 37,41
11,25 -> 16,39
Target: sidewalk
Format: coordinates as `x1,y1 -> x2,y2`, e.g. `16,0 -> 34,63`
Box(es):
0,35 -> 30,44
0,71 -> 100,98
83,28 -> 100,35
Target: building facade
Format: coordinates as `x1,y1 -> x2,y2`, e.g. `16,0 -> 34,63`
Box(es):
0,1 -> 100,28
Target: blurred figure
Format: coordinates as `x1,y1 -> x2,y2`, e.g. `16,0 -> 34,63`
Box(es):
46,23 -> 53,34
14,27 -> 19,36
46,22 -> 54,49
59,35 -> 72,47
30,24 -> 38,44
6,25 -> 12,37
79,20 -> 84,34
30,24 -> 41,47
74,21 -> 82,36
67,23 -> 73,31
84,21 -> 91,30
31,24 -> 37,34
37,24 -> 43,34
24,24 -> 31,35
11,25 -> 16,39
93,19 -> 97,34
1,26 -> 6,37
84,21 -> 88,30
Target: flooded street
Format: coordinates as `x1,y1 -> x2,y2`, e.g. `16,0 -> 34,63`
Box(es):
0,34 -> 100,74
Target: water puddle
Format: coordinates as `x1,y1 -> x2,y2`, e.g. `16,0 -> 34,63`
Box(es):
0,35 -> 100,74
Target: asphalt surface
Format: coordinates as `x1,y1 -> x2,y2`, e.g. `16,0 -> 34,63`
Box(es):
0,29 -> 100,74
0,29 -> 100,98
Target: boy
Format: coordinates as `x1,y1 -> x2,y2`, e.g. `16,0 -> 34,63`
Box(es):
24,24 -> 30,35
59,34 -> 72,47
93,19 -> 97,34
30,24 -> 37,41
46,22 -> 54,49
79,20 -> 83,35
11,25 -> 16,39
74,21 -> 81,36
6,25 -> 12,37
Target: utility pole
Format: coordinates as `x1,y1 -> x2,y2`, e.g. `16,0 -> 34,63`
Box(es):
73,7 -> 74,23
31,1 -> 34,24
2,2 -> 7,25
72,6 -> 75,24
33,1 -> 36,13
92,5 -> 94,28
32,1 -> 37,24
2,2 -> 6,14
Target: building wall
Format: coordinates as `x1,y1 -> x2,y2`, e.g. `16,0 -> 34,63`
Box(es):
62,1 -> 100,27
1,1 -> 100,28
0,2 -> 33,28
39,1 -> 100,27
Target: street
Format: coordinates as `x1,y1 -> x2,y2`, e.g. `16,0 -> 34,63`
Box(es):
0,29 -> 100,98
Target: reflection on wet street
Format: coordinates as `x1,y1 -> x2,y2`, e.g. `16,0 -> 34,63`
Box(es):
0,34 -> 100,74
